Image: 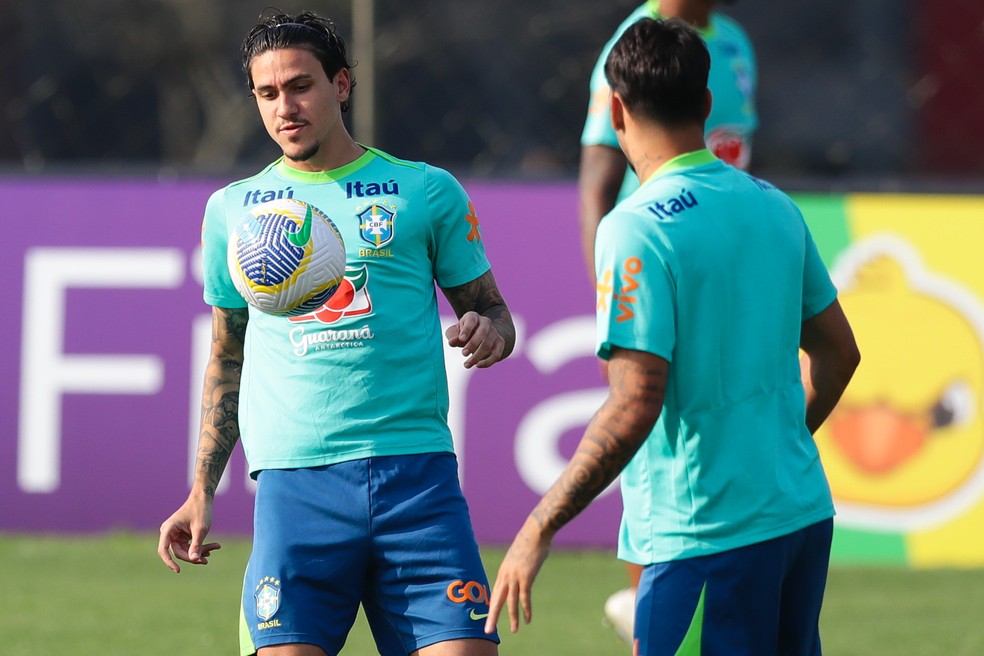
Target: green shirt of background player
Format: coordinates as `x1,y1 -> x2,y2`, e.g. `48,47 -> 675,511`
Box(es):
158,10 -> 514,656
487,17 -> 858,654
579,0 -> 757,282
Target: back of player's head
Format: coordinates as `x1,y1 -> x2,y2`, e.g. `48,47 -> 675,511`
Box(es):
241,10 -> 355,110
604,18 -> 709,127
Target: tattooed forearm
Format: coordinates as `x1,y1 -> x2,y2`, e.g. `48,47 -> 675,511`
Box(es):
197,388 -> 240,496
193,307 -> 247,497
530,349 -> 668,535
443,269 -> 516,357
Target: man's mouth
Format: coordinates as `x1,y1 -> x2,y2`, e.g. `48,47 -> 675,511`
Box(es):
279,122 -> 306,136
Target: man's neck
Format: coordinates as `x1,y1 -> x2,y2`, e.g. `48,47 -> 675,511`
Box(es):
283,134 -> 366,173
628,128 -> 707,184
656,0 -> 713,28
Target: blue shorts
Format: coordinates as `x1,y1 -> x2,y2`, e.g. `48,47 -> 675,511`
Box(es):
239,453 -> 499,656
635,518 -> 833,656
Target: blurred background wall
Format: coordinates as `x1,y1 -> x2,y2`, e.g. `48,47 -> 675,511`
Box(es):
0,0 -> 980,189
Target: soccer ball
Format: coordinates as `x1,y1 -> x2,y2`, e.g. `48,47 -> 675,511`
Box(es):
228,198 -> 346,317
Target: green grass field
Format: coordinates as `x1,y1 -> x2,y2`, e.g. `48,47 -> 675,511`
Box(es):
4,532 -> 984,655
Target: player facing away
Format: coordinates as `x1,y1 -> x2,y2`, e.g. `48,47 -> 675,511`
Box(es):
487,18 -> 859,656
582,5 -> 756,635
580,0 -> 757,283
157,11 -> 514,656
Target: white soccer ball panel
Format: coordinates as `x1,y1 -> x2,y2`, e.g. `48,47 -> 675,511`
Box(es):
227,198 -> 346,316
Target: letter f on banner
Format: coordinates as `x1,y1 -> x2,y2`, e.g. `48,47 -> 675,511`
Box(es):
18,248 -> 184,492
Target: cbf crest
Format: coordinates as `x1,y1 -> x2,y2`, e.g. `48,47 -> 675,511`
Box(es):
357,201 -> 397,248
255,576 -> 281,621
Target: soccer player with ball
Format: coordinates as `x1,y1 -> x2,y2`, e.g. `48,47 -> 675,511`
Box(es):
486,18 -> 859,655
158,10 -> 514,656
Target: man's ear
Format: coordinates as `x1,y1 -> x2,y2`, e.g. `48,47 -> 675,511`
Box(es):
610,91 -> 626,132
334,68 -> 352,102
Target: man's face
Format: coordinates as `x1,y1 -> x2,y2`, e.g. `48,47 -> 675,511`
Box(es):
249,47 -> 351,171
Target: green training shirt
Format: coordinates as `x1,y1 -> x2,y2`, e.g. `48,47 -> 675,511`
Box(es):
201,147 -> 490,476
582,1 -> 758,198
595,150 -> 836,564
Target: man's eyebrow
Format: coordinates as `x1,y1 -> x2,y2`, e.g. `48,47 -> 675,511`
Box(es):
254,73 -> 315,91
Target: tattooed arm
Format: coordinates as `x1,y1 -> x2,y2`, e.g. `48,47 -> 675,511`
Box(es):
158,306 -> 248,573
441,269 -> 516,369
193,306 -> 248,496
485,346 -> 668,634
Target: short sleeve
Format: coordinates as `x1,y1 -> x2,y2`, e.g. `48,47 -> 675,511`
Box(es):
595,211 -> 676,362
426,166 -> 491,289
801,224 -> 837,320
201,188 -> 248,308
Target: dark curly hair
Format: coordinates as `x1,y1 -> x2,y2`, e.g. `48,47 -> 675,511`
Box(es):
241,10 -> 355,112
604,18 -> 709,127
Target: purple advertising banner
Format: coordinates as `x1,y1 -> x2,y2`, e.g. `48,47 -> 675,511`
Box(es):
1,177 -> 618,547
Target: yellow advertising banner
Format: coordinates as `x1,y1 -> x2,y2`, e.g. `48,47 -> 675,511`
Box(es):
800,193 -> 984,567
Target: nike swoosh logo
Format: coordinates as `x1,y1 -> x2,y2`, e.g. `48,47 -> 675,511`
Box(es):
286,205 -> 313,248
469,609 -> 490,621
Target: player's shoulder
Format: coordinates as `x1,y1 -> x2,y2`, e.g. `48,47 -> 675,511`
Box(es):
621,2 -> 657,31
737,170 -> 791,198
597,207 -> 645,252
363,146 -> 426,173
626,161 -> 764,220
732,171 -> 804,217
365,147 -> 460,185
208,160 -> 281,207
223,160 -> 280,191
363,147 -> 469,213
598,3 -> 654,57
709,11 -> 754,48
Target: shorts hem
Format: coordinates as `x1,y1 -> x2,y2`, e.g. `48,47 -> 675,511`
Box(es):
245,632 -> 330,656
409,628 -> 501,652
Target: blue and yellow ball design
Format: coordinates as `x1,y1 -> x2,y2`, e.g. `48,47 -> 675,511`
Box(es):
228,198 -> 346,316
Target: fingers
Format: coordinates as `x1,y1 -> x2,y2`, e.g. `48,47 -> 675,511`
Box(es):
485,561 -> 534,635
192,542 -> 223,564
445,312 -> 505,368
189,530 -> 203,562
509,581 -> 523,633
485,580 -> 506,634
158,514 -> 221,573
500,579 -> 531,633
487,579 -> 524,634
157,528 -> 182,574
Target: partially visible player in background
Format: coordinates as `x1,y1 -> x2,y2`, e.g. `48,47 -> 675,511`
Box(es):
580,0 -> 757,281
488,17 -> 859,654
579,0 -> 758,640
157,9 -> 514,656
